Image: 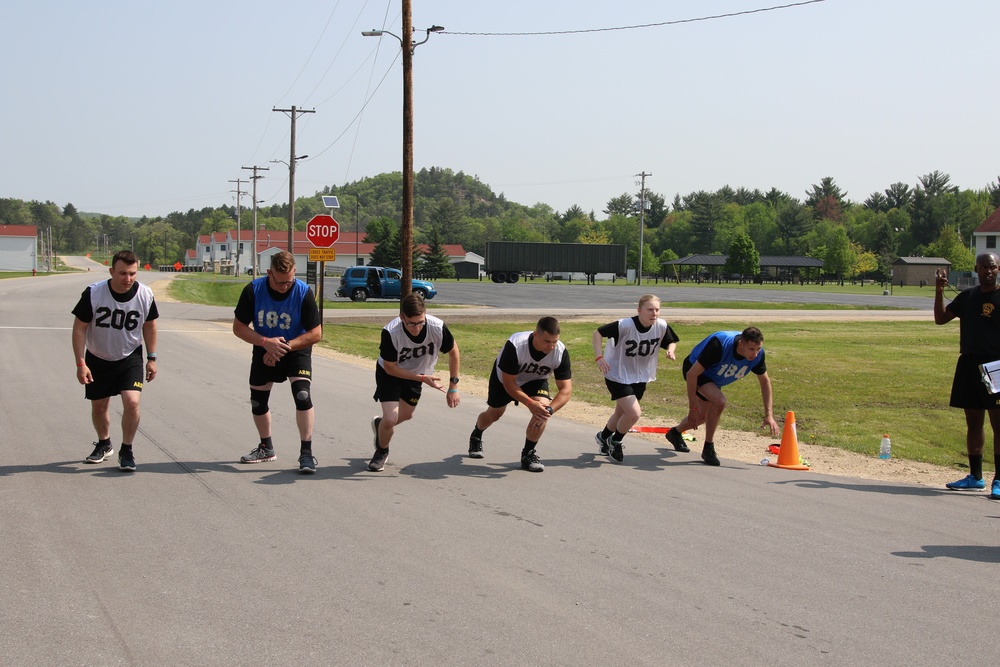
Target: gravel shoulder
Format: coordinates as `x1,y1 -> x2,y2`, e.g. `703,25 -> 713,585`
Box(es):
150,278 -> 964,490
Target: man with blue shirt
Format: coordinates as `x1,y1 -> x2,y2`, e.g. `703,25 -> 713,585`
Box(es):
233,251 -> 322,473
664,326 -> 779,466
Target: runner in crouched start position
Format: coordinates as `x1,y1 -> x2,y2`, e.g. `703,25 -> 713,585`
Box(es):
467,316 -> 572,472
593,294 -> 680,463
369,293 -> 460,472
664,327 -> 779,466
232,251 -> 322,473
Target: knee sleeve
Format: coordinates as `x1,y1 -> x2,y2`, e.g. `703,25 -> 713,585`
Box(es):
250,388 -> 271,416
291,380 -> 312,411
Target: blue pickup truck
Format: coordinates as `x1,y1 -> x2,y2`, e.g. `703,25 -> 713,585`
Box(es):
336,266 -> 437,302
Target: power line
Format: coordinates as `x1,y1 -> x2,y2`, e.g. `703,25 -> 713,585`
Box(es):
444,0 -> 828,37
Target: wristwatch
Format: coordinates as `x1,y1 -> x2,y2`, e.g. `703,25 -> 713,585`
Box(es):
449,377 -> 460,385
146,353 -> 157,361
544,406 -> 553,415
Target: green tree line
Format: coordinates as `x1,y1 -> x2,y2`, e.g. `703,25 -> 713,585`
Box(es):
3,168 -> 997,279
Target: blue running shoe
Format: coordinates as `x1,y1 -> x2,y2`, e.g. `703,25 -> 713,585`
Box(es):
945,474 -> 985,490
991,480 -> 1000,500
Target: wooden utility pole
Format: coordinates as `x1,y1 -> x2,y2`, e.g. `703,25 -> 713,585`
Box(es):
228,177 -> 247,276
636,171 -> 651,285
272,106 -> 315,256
241,165 -> 269,277
400,0 -> 415,297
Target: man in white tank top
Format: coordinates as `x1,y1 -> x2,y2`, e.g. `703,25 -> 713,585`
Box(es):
467,317 -> 572,472
368,293 -> 461,472
592,295 -> 679,463
71,250 -> 158,472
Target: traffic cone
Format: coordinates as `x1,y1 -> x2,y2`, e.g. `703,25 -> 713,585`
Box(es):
768,411 -> 810,470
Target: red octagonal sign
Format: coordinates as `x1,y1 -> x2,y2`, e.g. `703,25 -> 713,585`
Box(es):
306,214 -> 340,248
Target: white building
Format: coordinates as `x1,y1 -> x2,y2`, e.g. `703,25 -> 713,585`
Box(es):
0,225 -> 37,271
185,229 -> 482,277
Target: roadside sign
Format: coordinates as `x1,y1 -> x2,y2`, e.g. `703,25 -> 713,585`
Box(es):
306,214 -> 339,247
308,248 -> 337,261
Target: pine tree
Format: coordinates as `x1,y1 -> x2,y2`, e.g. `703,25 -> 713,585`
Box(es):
418,227 -> 454,279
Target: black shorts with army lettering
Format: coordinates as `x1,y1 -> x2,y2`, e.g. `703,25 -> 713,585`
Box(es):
487,372 -> 550,408
249,348 -> 313,386
84,348 -> 144,400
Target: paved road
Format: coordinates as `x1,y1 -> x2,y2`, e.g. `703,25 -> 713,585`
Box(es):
1,267 -> 993,665
320,276 -> 935,310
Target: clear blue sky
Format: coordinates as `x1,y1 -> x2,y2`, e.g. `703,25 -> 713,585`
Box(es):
2,0 -> 997,219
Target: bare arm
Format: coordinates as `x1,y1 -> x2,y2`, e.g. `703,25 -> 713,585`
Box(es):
592,329 -> 609,374
933,268 -> 956,325
287,324 -> 322,352
686,360 -> 706,416
142,318 -> 157,381
445,343 -> 460,407
382,357 -> 444,392
548,378 -> 572,413
233,318 -> 290,358
72,318 -> 92,385
757,372 -> 779,435
502,372 -> 551,421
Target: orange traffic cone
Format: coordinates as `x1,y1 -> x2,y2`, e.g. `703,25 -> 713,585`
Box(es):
768,411 -> 810,470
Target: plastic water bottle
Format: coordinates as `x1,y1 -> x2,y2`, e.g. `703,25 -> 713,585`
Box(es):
879,434 -> 891,460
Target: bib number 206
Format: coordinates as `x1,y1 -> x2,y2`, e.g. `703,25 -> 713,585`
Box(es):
95,307 -> 141,331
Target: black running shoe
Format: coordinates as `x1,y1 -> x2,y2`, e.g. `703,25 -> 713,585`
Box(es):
369,446 -> 389,472
609,438 -> 624,463
298,453 -> 317,474
701,442 -> 720,466
118,451 -> 136,472
666,428 -> 690,452
594,432 -> 610,457
520,449 -> 544,472
468,435 -> 484,459
85,442 -> 113,463
371,416 -> 382,450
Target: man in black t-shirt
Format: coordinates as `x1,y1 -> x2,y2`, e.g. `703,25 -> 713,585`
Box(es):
233,251 -> 322,473
71,250 -> 158,472
935,252 -> 1000,498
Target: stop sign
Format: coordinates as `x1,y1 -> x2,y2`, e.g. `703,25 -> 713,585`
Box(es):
306,214 -> 340,248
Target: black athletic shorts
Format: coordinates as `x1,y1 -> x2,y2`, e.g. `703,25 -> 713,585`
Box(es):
249,348 -> 313,386
372,364 -> 423,406
681,358 -> 718,402
950,354 -> 1000,410
84,348 -> 144,400
487,372 -> 550,408
605,379 -> 647,401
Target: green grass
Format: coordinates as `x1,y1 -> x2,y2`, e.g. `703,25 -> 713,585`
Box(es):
167,276 -> 984,474
663,302 -> 895,310
167,274 -> 427,309
169,276 -> 250,306
319,319 -> 986,474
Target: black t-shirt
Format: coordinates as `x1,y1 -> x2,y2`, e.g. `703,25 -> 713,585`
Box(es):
947,286 -> 1000,357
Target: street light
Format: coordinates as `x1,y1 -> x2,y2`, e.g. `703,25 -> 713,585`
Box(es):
362,18 -> 444,296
